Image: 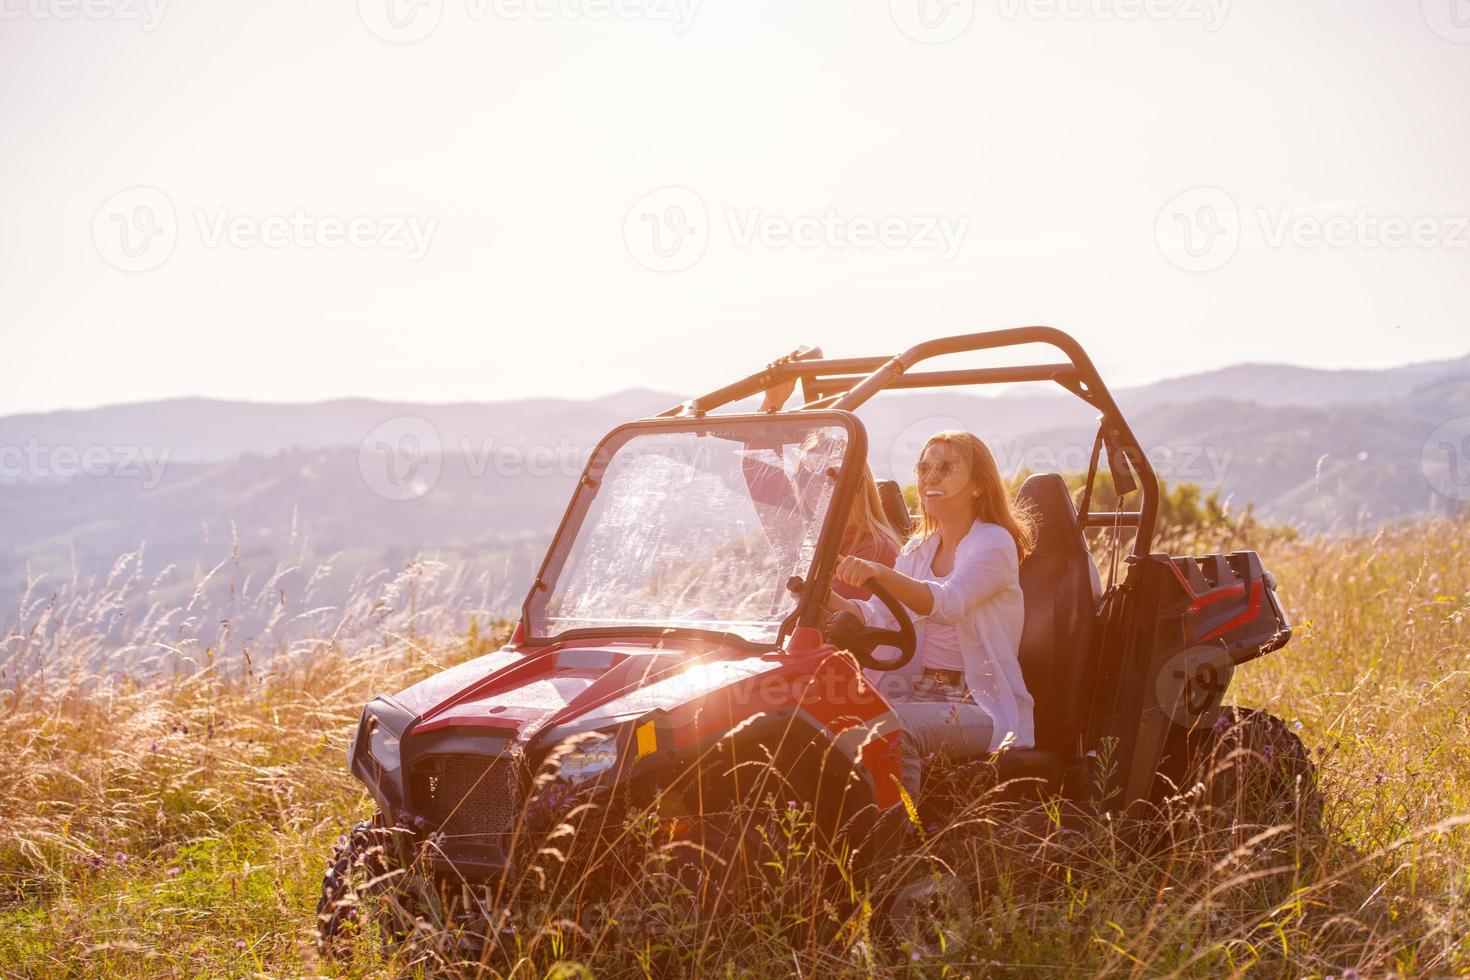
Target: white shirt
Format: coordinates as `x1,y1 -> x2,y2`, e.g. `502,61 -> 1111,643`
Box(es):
855,520 -> 1034,752
913,557 -> 964,672
918,618 -> 963,671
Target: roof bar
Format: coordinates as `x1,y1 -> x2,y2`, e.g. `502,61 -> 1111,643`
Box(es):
807,363 -> 1078,400
1084,512 -> 1143,528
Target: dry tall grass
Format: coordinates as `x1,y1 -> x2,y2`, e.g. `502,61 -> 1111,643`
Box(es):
2,514 -> 1467,977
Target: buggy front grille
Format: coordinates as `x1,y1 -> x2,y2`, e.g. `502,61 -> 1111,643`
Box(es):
416,753 -> 524,841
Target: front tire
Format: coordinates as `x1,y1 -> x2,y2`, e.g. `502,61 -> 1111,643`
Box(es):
315,816 -> 408,957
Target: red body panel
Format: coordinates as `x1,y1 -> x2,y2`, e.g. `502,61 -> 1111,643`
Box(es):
390,632 -> 905,809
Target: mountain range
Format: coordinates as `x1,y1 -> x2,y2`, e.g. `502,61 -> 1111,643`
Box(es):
4,351 -> 1468,627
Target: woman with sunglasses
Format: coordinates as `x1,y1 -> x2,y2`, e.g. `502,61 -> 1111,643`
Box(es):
825,431 -> 1035,798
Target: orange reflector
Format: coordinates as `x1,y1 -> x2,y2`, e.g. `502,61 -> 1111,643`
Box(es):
635,722 -> 657,759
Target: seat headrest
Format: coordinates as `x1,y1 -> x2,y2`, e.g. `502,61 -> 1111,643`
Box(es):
875,479 -> 913,539
1015,473 -> 1083,558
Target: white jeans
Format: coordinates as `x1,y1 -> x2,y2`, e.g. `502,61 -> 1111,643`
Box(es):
894,675 -> 995,798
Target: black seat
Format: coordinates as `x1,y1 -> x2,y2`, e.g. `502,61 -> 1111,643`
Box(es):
875,479 -> 913,538
995,474 -> 1100,784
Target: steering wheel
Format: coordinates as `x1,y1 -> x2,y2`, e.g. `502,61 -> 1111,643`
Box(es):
825,580 -> 917,672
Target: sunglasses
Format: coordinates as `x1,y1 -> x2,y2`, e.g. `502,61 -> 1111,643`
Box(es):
916,460 -> 958,480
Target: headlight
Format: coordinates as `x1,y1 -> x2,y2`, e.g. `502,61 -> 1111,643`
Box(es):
367,716 -> 402,785
356,698 -> 411,786
350,697 -> 414,811
554,732 -> 620,786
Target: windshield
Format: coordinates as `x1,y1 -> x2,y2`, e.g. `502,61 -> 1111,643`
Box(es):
527,417 -> 854,645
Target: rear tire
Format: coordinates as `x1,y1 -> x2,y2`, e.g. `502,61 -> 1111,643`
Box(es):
1154,706 -> 1323,900
1166,706 -> 1321,832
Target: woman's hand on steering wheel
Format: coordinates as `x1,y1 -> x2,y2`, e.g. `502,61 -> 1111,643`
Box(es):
824,561 -> 917,672
834,556 -> 884,589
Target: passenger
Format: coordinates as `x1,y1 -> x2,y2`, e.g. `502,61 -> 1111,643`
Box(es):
825,431 -> 1035,798
745,379 -> 900,600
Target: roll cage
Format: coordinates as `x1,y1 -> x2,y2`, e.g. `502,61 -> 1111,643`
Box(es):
522,327 -> 1154,652
659,326 -> 1158,553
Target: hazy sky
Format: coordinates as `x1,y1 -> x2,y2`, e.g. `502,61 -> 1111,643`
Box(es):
3,0 -> 1467,416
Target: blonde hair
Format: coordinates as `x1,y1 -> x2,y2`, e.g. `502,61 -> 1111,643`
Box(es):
848,463 -> 902,553
914,431 -> 1034,561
